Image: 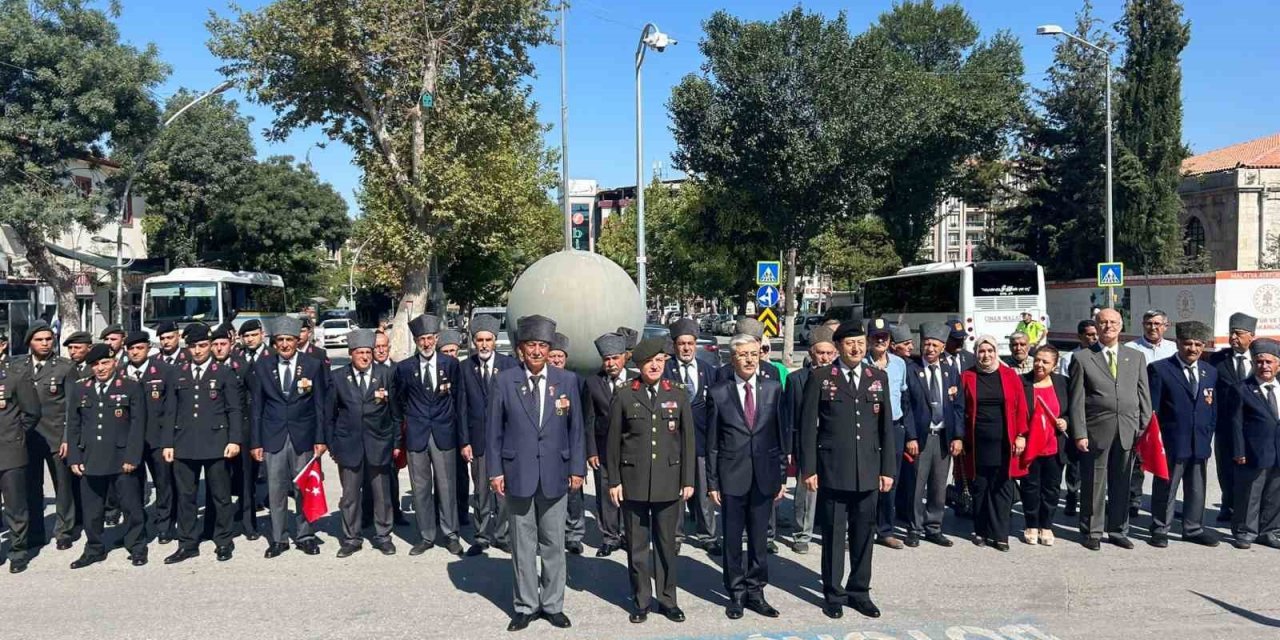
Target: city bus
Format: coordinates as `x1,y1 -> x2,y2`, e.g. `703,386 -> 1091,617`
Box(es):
861,261 -> 1046,356
140,268 -> 288,339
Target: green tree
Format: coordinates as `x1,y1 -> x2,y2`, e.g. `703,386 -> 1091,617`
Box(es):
806,217 -> 902,292
208,0 -> 555,356
135,90 -> 256,267
1113,0 -> 1190,275
0,0 -> 166,331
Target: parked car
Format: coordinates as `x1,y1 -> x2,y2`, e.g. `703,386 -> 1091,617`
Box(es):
320,318 -> 356,348
716,315 -> 737,336
798,314 -> 825,344
696,335 -> 723,366
643,324 -> 670,340
698,314 -> 717,333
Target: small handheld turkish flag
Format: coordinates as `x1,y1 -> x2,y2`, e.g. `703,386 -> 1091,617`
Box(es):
1137,414 -> 1170,481
293,455 -> 328,523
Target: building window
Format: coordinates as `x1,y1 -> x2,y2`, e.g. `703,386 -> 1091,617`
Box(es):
1183,217 -> 1206,258
947,233 -> 960,246
73,176 -> 92,197
946,250 -> 961,262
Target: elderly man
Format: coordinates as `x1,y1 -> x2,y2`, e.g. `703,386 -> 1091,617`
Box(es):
707,333 -> 785,620
462,315 -> 519,557
1226,338 -> 1280,549
438,329 -> 464,359
1209,312 -> 1256,523
663,318 -> 719,554
548,333 -> 570,370
582,333 -> 633,557
1146,321 -> 1219,548
547,332 -> 586,554
394,314 -> 469,556
436,328 -> 467,528
903,322 -> 965,548
1068,308 -> 1152,551
801,320 -> 896,619
488,315 -> 585,631
889,323 -> 914,360
1008,332 -> 1034,375
864,317 -> 913,550
784,326 -> 838,554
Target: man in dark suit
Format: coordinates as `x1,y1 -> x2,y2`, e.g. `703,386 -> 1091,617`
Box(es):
155,321 -> 187,367
394,313 -> 470,556
462,315 -> 519,556
231,319 -> 269,539
0,354 -> 41,573
903,322 -> 965,548
943,316 -> 975,373
1209,312 -> 1256,523
1068,308 -> 1152,551
160,324 -> 243,564
329,329 -> 398,557
249,316 -> 330,558
663,318 -> 719,553
549,332 -> 586,555
66,344 -> 147,568
1146,321 -> 1220,548
121,331 -> 179,543
707,334 -> 785,620
800,320 -> 895,620
783,326 -> 839,555
487,315 -> 585,632
18,322 -> 81,550
582,332 -> 633,558
1225,338 -> 1280,549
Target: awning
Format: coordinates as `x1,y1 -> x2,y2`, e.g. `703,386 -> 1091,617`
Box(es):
44,242 -> 168,274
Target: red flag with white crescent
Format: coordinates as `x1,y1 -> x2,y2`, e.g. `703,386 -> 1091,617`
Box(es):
1137,414 -> 1171,481
293,455 -> 329,523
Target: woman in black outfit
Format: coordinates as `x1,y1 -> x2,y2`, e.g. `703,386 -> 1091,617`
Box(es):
1021,344 -> 1072,546
960,335 -> 1029,551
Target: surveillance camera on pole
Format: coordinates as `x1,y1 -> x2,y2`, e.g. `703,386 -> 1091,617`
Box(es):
642,31 -> 676,52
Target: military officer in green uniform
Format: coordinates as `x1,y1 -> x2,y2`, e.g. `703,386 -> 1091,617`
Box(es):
19,322 -> 81,550
607,337 -> 696,624
0,350 -> 41,573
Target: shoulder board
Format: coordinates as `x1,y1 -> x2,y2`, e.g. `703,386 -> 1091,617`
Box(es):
84,380 -> 92,388
630,380 -> 641,391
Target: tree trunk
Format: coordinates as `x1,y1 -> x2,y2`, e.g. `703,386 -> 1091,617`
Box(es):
391,261 -> 431,361
782,247 -> 798,367
20,236 -> 82,334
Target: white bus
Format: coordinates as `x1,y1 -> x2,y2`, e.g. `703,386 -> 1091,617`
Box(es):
140,268 -> 288,338
861,261 -> 1046,356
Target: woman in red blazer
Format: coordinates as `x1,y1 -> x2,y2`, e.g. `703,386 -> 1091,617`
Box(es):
961,335 -> 1030,551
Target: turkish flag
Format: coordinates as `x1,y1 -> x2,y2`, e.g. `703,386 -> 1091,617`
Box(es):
293,455 -> 329,523
1136,415 -> 1171,481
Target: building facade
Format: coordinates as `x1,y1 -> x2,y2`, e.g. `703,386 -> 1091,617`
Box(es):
1179,133 -> 1280,271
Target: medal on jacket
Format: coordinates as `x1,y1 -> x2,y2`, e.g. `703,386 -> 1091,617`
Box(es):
0,383 -> 6,409
115,408 -> 124,418
50,378 -> 59,394
873,403 -> 881,415
151,386 -> 160,400
555,394 -> 570,416
209,379 -> 219,401
1204,388 -> 1214,405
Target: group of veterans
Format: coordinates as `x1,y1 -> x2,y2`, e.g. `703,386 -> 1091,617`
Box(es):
1,303 -> 1277,631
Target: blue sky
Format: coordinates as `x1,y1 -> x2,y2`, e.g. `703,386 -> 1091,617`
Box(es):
109,0 -> 1280,214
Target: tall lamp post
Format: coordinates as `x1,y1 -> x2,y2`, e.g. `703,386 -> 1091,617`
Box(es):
635,23 -> 675,310
1037,24 -> 1114,308
116,79 -> 234,325
348,236 -> 374,308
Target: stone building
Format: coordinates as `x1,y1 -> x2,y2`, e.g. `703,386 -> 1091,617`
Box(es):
1180,133 -> 1280,270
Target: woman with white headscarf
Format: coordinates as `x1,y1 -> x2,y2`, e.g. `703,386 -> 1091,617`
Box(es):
960,335 -> 1031,552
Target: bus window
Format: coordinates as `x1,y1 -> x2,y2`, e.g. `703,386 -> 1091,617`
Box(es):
864,272 -> 961,316
222,282 -> 288,316
144,283 -> 217,323
972,266 -> 1040,297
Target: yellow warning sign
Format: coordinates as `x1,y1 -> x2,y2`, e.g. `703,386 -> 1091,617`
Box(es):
758,307 -> 779,338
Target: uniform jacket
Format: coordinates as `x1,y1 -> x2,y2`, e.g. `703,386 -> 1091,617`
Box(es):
662,357 -> 717,457
904,358 -> 965,447
583,369 -> 637,460
250,351 -> 329,454
1148,355 -> 1217,461
607,377 -> 696,502
0,361 -> 40,471
944,349 -> 976,373
168,359 -> 244,460
156,348 -> 189,368
393,352 -> 468,452
486,365 -> 586,500
328,363 -> 397,468
460,353 -> 519,457
799,362 -> 896,493
1225,377 -> 1280,469
11,355 -> 74,447
1068,343 -> 1152,451
1210,348 -> 1251,440
122,358 -> 178,449
66,375 -> 146,475
300,342 -> 329,365
706,374 -> 786,497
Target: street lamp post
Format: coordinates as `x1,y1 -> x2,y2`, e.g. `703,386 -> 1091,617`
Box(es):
1037,24 -> 1114,307
635,23 -> 675,310
116,79 -> 234,325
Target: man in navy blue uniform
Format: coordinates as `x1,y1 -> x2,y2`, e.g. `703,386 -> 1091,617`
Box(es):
121,331 -> 179,544
1225,338 -> 1280,549
394,313 -> 469,556
249,316 -> 329,558
663,318 -> 719,553
487,315 -> 585,632
1208,312 -> 1256,523
1146,321 -> 1220,548
903,322 -> 965,548
462,314 -> 519,556
582,332 -> 633,557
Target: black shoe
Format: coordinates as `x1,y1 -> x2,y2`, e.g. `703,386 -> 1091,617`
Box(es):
299,540 -> 321,556
507,613 -> 535,632
164,548 -> 200,564
1108,534 -> 1134,550
724,603 -> 743,620
56,539 -> 74,551
216,546 -> 234,562
157,535 -> 174,545
264,542 -> 289,558
970,534 -> 985,547
904,532 -> 920,548
565,540 -> 583,555
244,532 -> 261,541
746,599 -> 780,618
849,597 -> 881,618
543,612 -> 572,628
991,541 -> 1010,552
1184,531 -> 1220,547
1083,538 -> 1101,551
1259,535 -> 1280,550
9,558 -> 28,574
445,538 -> 464,555
595,543 -> 615,558
376,541 -> 396,555
1129,505 -> 1141,518
70,553 -> 105,569
630,608 -> 649,623
409,540 -> 434,556
925,533 -> 954,547
657,606 -> 685,623
1232,538 -> 1253,550
792,540 -> 809,554
706,542 -> 723,556
337,543 -> 361,558
766,540 -> 778,554
466,542 -> 490,557
822,602 -> 844,619
131,553 -> 148,567
1149,534 -> 1169,548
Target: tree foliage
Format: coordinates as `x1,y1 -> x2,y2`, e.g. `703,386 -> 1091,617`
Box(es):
0,0 -> 167,331
806,216 -> 902,292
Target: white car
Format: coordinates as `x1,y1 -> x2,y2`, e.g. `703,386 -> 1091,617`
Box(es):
320,318 -> 356,348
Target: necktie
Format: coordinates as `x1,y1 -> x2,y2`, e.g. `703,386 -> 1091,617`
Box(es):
97,383 -> 106,396
647,385 -> 657,404
423,358 -> 434,392
34,360 -> 43,376
743,381 -> 756,429
1107,350 -> 1117,378
683,363 -> 695,400
358,370 -> 368,393
133,367 -> 143,381
194,365 -> 204,384
1185,364 -> 1196,387
929,364 -> 943,423
282,360 -> 293,395
1237,355 -> 1247,381
1268,384 -> 1279,418
483,362 -> 492,387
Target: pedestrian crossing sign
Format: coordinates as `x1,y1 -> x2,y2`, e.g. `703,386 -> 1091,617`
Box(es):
1097,262 -> 1124,288
756,261 -> 781,286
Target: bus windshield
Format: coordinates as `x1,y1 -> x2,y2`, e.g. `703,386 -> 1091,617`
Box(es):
144,282 -> 218,323
972,265 -> 1040,297
222,282 -> 288,318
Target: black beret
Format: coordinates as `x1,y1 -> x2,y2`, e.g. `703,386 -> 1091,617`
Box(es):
99,324 -> 124,339
833,320 -> 865,342
239,319 -> 263,333
211,324 -> 232,341
631,336 -> 667,365
85,343 -> 113,364
62,331 -> 92,346
124,331 -> 151,347
25,321 -> 54,344
185,323 -> 211,343
156,321 -> 179,336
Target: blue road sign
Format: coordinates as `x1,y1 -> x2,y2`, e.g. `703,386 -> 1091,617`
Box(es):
756,261 -> 781,286
756,285 -> 780,309
1097,262 -> 1125,287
